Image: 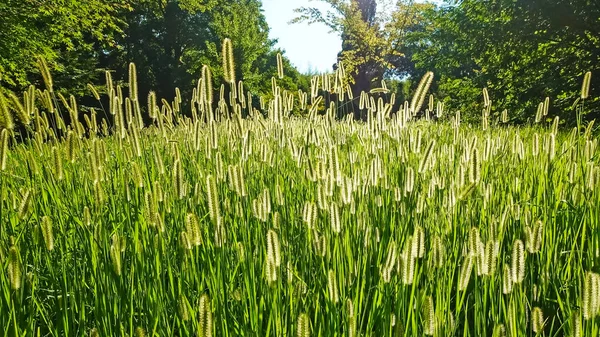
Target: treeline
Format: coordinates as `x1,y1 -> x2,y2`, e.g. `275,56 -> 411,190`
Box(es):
1,0 -> 598,126
411,0 -> 600,124
0,0 -> 308,118
297,0 -> 599,124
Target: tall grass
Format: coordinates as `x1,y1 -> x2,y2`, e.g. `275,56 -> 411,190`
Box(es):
0,56 -> 598,337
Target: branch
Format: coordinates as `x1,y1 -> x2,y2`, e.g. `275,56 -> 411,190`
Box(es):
290,7 -> 340,32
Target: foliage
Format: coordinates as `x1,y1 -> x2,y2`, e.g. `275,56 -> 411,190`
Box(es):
408,0 -> 600,124
0,0 -> 129,94
0,0 -> 301,112
293,1 -> 402,91
293,0 -> 437,120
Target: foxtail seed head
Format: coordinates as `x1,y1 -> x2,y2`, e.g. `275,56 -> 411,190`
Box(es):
329,201 -> 341,234
502,264 -> 512,294
382,240 -> 397,283
0,129 -> 9,171
571,311 -> 582,337
483,88 -> 490,107
401,247 -> 416,285
432,236 -> 445,268
583,272 -> 600,320
129,63 -> 138,101
484,240 -> 499,276
202,65 -> 214,104
531,307 -> 544,334
511,239 -> 525,284
492,324 -> 506,337
458,255 -> 473,291
469,147 -> 480,183
297,313 -> 310,337
8,246 -> 21,290
413,226 -> 425,258
581,71 -> 592,99
327,269 -> 339,303
173,159 -> 184,199
179,231 -> 192,250
185,213 -> 202,246
214,217 -> 226,248
52,146 -> 64,180
276,53 -> 284,79
87,83 -> 101,101
265,259 -> 278,284
41,216 -> 54,251
132,162 -> 144,188
419,140 -> 436,173
410,71 -> 434,114
110,234 -> 126,274
178,294 -> 190,321
237,242 -> 246,262
8,92 -> 30,125
18,189 -> 32,220
423,295 -> 435,336
83,206 -> 91,227
37,56 -> 54,93
198,294 -> 213,337
0,92 -> 14,130
266,229 -> 281,267
525,220 -> 543,253
222,38 -> 235,84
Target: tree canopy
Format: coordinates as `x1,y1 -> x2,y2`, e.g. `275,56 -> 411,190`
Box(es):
0,0 -> 597,126
407,0 -> 599,123
0,0 -> 129,92
0,0 -> 307,114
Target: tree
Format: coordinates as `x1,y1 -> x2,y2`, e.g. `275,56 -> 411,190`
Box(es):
199,0 -> 291,95
103,0 -> 217,103
98,0 -> 304,111
409,0 -> 600,124
0,0 -> 300,130
293,1 -> 437,118
0,0 -> 129,94
294,0 -> 390,95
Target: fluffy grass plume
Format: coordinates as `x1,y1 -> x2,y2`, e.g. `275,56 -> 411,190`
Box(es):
327,269 -> 339,303
18,189 -> 32,220
410,71 -> 434,114
222,38 -> 235,84
531,307 -> 544,334
297,313 -> 310,337
458,255 -> 474,291
583,272 -> 600,320
8,246 -> 21,290
36,56 -> 54,93
198,294 -> 213,337
40,216 -> 54,251
266,229 -> 281,267
0,129 -> 8,170
511,239 -> 526,284
422,295 -> 435,335
581,71 -> 592,99
277,53 -> 284,79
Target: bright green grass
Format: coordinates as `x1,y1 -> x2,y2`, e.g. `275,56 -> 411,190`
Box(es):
0,79 -> 599,337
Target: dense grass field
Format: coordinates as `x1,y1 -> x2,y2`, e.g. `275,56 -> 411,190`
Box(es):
0,63 -> 599,336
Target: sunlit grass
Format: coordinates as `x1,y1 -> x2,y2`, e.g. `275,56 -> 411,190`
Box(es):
0,61 -> 598,337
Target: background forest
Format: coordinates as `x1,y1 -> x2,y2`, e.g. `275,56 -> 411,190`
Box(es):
0,0 -> 598,125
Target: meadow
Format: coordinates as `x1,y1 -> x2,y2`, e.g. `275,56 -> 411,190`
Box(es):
0,59 -> 598,337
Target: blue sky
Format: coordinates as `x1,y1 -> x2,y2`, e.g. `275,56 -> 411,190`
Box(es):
262,0 -> 341,74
